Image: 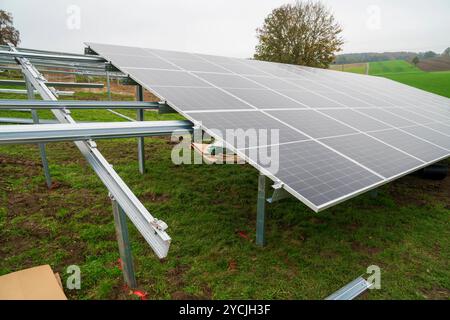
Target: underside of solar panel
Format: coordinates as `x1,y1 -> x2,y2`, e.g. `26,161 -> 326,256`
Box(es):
87,42 -> 450,212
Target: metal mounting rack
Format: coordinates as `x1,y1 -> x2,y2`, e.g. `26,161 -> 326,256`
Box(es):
0,45 -> 195,288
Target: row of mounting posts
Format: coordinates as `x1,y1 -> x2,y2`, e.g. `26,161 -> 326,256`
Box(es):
136,84 -> 145,174
24,70 -> 52,188
110,193 -> 137,289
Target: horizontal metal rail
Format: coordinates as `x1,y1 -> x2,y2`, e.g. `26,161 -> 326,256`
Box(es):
0,88 -> 74,96
0,79 -> 104,88
0,49 -> 105,63
0,44 -> 96,58
0,64 -> 127,78
325,277 -> 372,300
0,120 -> 193,144
0,117 -> 58,124
0,99 -> 165,109
14,47 -> 173,258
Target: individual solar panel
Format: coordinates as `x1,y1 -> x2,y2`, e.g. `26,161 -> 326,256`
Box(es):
242,141 -> 383,207
320,109 -> 390,132
147,86 -> 252,111
321,134 -> 423,178
317,92 -> 374,108
194,73 -> 264,89
167,58 -> 231,73
401,126 -> 450,150
368,129 -> 449,162
185,110 -> 309,149
121,68 -> 210,87
266,110 -> 357,138
425,123 -> 450,136
88,42 -> 450,212
357,108 -> 416,127
382,108 -> 435,125
276,90 -> 341,108
224,88 -> 306,109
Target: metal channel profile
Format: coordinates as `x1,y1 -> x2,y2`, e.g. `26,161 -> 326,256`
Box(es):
0,117 -> 57,124
12,48 -> 172,258
0,99 -> 164,110
0,49 -> 105,63
0,121 -> 193,144
325,277 -> 372,300
0,79 -> 104,88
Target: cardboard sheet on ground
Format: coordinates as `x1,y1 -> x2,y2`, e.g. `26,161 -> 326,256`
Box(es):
0,265 -> 67,300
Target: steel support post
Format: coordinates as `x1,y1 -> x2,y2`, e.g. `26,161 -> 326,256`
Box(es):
136,85 -> 145,174
25,77 -> 52,188
110,194 -> 137,289
256,173 -> 267,246
106,70 -> 112,101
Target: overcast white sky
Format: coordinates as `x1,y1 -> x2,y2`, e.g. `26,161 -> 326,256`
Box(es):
1,0 -> 449,57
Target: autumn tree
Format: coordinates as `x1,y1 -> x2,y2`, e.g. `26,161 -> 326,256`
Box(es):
0,10 -> 20,46
254,1 -> 343,68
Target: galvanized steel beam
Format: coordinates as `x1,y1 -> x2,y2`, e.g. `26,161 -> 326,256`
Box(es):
111,195 -> 137,289
0,79 -> 104,88
0,120 -> 193,144
24,76 -> 52,189
0,49 -> 105,63
256,173 -> 267,246
0,99 -> 162,110
136,85 -> 145,174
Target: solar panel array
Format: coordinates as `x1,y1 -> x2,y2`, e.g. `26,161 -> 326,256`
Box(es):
88,42 -> 450,212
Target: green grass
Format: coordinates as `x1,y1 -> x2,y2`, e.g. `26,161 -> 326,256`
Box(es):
381,71 -> 450,98
368,60 -> 421,75
334,59 -> 450,98
330,63 -> 367,74
0,81 -> 449,300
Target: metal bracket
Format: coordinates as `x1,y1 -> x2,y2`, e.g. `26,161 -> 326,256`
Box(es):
158,102 -> 176,114
120,76 -> 138,86
84,47 -> 98,55
87,140 -> 97,148
105,62 -> 120,72
267,182 -> 291,203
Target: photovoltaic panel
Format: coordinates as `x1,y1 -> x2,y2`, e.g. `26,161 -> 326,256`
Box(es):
266,110 -> 357,138
369,129 -> 449,162
184,110 -> 309,149
88,42 -> 450,212
242,141 -> 383,208
321,134 -> 423,178
320,109 -> 390,132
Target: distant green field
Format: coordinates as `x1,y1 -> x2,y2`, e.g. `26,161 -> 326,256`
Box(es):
330,63 -> 367,74
382,71 -> 450,98
368,60 -> 421,75
333,59 -> 450,98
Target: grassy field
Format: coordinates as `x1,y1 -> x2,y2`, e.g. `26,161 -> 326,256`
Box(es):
368,60 -> 421,75
330,63 -> 367,74
0,75 -> 449,300
333,59 -> 450,98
